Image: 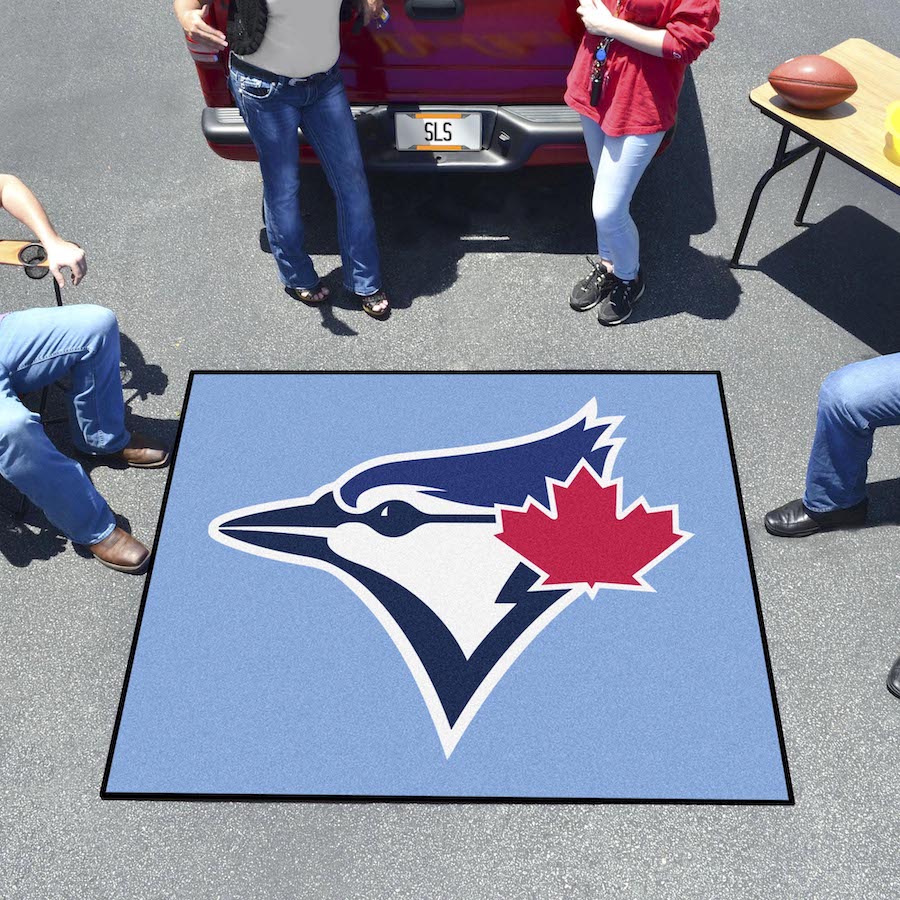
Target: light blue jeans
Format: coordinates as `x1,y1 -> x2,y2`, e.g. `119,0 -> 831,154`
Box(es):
230,60 -> 382,296
0,305 -> 129,544
580,116 -> 665,282
804,353 -> 900,512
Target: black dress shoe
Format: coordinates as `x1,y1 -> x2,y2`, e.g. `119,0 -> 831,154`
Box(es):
764,497 -> 868,537
887,656 -> 900,699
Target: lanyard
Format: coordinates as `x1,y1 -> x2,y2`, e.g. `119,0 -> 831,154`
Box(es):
589,0 -> 625,106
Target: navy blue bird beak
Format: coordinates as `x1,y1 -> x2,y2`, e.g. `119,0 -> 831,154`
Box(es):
213,493 -> 351,557
219,493 -> 348,532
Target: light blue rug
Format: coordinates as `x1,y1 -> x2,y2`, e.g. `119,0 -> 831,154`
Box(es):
103,372 -> 791,803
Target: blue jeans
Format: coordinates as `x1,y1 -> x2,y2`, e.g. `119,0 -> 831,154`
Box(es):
0,305 -> 129,544
580,117 -> 665,282
230,60 -> 382,296
804,353 -> 900,513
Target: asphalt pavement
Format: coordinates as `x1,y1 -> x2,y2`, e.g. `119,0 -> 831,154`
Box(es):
1,1 -> 899,897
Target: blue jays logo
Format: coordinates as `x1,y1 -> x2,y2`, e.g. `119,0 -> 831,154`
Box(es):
209,400 -> 691,757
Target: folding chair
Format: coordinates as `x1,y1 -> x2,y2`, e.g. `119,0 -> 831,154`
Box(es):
0,240 -> 63,518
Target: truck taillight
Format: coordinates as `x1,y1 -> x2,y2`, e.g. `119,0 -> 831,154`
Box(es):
186,36 -> 220,65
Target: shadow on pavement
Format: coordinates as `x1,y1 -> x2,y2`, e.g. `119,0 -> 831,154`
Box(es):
757,206 -> 900,354
0,515 -> 68,568
632,69 -> 741,323
120,332 -> 168,406
290,69 -> 738,323
867,477 -> 900,527
298,163 -> 599,314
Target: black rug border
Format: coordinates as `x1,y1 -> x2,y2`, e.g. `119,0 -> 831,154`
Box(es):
101,369 -> 795,806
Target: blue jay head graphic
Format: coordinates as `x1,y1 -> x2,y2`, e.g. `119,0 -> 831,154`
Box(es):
209,400 -> 690,757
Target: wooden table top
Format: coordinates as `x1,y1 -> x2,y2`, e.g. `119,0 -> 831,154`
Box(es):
750,38 -> 900,190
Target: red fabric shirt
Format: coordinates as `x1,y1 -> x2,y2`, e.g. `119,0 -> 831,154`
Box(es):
564,0 -> 720,137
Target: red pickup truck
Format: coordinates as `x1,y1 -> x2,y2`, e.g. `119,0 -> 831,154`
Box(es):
189,1 -> 588,171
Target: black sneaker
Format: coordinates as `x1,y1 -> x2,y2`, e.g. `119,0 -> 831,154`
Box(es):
597,269 -> 645,326
569,258 -> 615,311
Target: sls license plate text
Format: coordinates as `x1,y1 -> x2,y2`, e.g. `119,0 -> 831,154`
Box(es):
395,112 -> 482,151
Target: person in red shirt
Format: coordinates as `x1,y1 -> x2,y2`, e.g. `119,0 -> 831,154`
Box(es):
565,0 -> 719,325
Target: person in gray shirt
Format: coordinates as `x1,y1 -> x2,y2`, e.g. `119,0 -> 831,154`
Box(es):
176,0 -> 390,318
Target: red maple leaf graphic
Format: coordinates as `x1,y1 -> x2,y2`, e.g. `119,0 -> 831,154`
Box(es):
495,463 -> 688,590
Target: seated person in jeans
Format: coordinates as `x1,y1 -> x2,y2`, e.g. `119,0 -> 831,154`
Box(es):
764,352 -> 899,697
0,174 -> 167,574
765,353 -> 899,536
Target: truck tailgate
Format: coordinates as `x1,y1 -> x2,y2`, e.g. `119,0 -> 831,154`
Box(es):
339,1 -> 582,105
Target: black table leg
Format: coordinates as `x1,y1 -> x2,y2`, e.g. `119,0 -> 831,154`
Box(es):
14,486 -> 29,519
730,126 -> 819,268
795,148 -> 826,226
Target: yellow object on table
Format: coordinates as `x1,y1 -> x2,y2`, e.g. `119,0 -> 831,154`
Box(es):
886,101 -> 900,165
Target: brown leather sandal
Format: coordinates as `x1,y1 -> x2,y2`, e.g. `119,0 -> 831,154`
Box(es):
358,289 -> 390,319
287,281 -> 330,306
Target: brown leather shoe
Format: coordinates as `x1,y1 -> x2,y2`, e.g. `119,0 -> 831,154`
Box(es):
89,527 -> 150,574
117,433 -> 169,468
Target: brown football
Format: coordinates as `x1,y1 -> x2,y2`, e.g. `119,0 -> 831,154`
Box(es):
768,55 -> 858,110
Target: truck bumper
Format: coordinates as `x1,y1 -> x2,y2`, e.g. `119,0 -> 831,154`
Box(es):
202,104 -> 587,171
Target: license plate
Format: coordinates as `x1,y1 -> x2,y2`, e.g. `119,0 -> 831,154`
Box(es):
395,112 -> 482,151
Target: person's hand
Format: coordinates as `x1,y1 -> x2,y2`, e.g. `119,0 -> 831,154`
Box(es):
177,4 -> 227,51
577,0 -> 619,38
45,238 -> 87,287
361,0 -> 385,27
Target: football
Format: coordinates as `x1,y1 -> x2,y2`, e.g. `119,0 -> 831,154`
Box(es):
768,55 -> 858,110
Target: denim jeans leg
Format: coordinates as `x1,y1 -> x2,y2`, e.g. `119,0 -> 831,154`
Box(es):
0,305 -> 130,456
0,368 -> 115,545
581,116 -> 663,280
580,115 -> 612,262
803,353 -> 900,512
300,72 -> 381,295
232,70 -> 320,290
